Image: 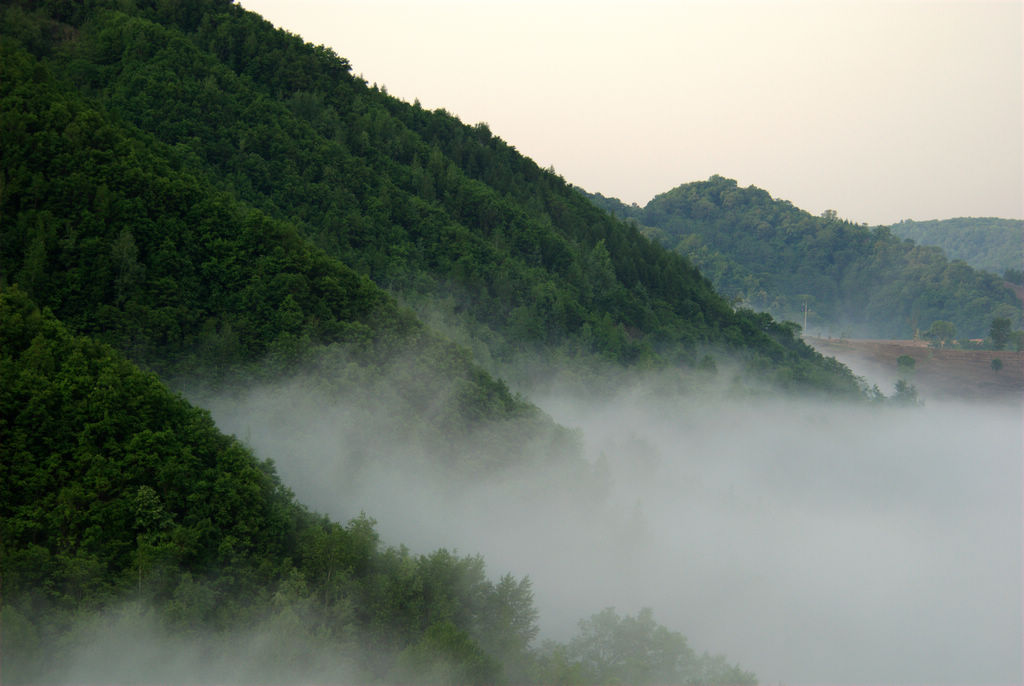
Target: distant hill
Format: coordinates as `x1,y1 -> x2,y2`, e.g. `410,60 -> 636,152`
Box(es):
889,218 -> 1023,278
585,177 -> 1021,340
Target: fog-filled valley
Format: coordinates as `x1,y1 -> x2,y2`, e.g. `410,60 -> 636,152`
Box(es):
198,370 -> 1023,686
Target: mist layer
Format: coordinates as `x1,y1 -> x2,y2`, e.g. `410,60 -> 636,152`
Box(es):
201,377 -> 1023,685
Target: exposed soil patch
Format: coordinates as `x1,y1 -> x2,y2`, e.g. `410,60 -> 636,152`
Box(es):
807,337 -> 1023,403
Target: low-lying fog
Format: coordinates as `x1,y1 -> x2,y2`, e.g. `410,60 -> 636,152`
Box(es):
199,369 -> 1022,686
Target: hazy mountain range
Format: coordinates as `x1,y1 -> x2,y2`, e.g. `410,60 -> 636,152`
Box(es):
889,217 -> 1023,278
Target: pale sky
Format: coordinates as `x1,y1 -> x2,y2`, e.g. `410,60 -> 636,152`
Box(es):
239,0 -> 1023,226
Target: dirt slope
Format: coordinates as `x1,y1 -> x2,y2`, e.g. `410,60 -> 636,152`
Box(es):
807,337 -> 1023,403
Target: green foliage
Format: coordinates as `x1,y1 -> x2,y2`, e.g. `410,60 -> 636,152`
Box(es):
924,320 -> 956,348
0,0 -> 862,396
0,27 -> 576,444
0,288 -> 564,684
393,621 -> 500,685
589,177 -> 1021,339
533,607 -> 757,685
989,317 -> 1012,350
1,286 -> 297,615
0,34 -> 389,372
896,354 -> 916,376
1012,331 -> 1024,352
890,217 -> 1024,277
891,379 -> 922,406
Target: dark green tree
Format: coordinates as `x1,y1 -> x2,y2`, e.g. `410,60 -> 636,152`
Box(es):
896,354 -> 916,377
989,317 -> 1012,350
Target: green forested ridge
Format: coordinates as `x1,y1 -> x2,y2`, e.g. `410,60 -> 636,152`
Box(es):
889,218 -> 1023,279
0,287 -> 532,683
0,287 -> 754,684
588,177 -> 1022,339
0,0 -> 861,396
0,22 -> 581,459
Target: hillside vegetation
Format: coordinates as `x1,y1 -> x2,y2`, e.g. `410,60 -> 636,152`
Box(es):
588,177 -> 1021,340
2,287 -> 759,684
889,217 -> 1023,279
0,0 -> 861,396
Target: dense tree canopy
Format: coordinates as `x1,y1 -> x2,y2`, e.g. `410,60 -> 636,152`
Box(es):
0,21 -> 591,463
1,287 -> 759,684
0,288 -> 615,684
890,218 -> 1023,278
588,177 -> 1021,339
0,0 -> 862,396
534,607 -> 757,685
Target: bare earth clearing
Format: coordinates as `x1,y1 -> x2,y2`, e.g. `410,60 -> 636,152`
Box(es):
807,337 -> 1023,403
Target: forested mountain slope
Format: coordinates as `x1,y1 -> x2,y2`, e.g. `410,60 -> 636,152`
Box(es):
2,48 -> 587,492
588,177 -> 1021,339
0,0 -> 861,395
889,217 -> 1023,279
1,288 -> 757,684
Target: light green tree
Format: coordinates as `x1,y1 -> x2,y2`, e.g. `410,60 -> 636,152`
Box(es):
560,607 -> 756,685
925,320 -> 956,348
892,379 -> 922,406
